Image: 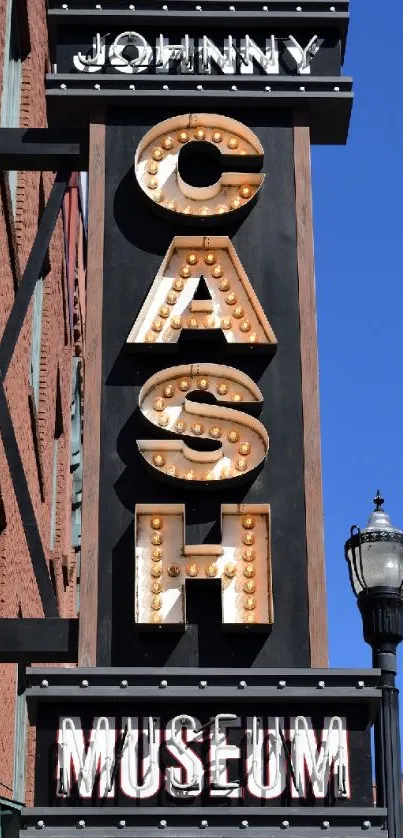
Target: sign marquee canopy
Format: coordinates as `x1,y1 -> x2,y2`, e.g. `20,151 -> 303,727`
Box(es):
46,0 -> 352,143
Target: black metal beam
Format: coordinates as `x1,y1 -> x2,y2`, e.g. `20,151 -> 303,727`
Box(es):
0,128 -> 88,171
49,8 -> 349,25
21,806 -> 386,829
24,665 -> 382,688
48,3 -> 349,40
24,665 -> 382,707
0,619 -> 78,662
46,79 -> 353,145
48,0 -> 349,8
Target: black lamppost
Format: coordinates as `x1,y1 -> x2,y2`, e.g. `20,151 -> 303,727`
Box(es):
345,492 -> 403,838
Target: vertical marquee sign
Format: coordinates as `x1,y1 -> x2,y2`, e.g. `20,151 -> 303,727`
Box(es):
19,6 -> 384,838
20,6 -> 387,838
44,0 -> 353,668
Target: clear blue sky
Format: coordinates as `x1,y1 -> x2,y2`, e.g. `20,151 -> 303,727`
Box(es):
311,0 -> 403,688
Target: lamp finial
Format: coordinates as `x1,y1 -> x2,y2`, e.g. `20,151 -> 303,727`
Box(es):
374,490 -> 385,511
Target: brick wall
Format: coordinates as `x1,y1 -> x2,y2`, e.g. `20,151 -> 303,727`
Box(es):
0,0 -> 84,802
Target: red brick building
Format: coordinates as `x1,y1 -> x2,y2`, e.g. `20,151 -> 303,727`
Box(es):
0,0 -> 85,809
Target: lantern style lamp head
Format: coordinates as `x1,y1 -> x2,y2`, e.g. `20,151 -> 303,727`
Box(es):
345,492 -> 403,672
345,491 -> 403,595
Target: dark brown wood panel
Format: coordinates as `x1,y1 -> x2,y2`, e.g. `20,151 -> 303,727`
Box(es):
293,114 -> 328,668
78,109 -> 105,667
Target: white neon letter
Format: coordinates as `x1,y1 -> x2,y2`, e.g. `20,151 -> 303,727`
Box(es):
284,35 -> 322,75
73,33 -> 106,73
291,715 -> 349,799
120,717 -> 161,798
165,715 -> 203,796
58,716 -> 115,798
210,714 -> 241,797
109,31 -> 153,74
246,716 -> 286,799
240,36 -> 279,75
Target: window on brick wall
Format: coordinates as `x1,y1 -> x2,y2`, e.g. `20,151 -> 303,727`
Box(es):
50,377 -> 63,551
29,276 -> 43,409
1,0 -> 23,209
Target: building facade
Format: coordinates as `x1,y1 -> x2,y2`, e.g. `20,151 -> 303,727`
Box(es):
0,0 -> 84,813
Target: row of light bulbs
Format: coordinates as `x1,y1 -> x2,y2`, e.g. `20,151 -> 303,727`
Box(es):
144,514 -> 259,623
151,451 -> 249,478
153,128 -> 244,149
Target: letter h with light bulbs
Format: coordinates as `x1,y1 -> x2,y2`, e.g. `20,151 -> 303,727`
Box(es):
23,6 -> 401,838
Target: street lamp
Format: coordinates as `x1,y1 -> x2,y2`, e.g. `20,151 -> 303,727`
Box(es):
345,491 -> 403,838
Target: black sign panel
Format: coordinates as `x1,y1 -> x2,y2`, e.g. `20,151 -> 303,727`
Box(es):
55,26 -> 341,77
34,700 -> 373,808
